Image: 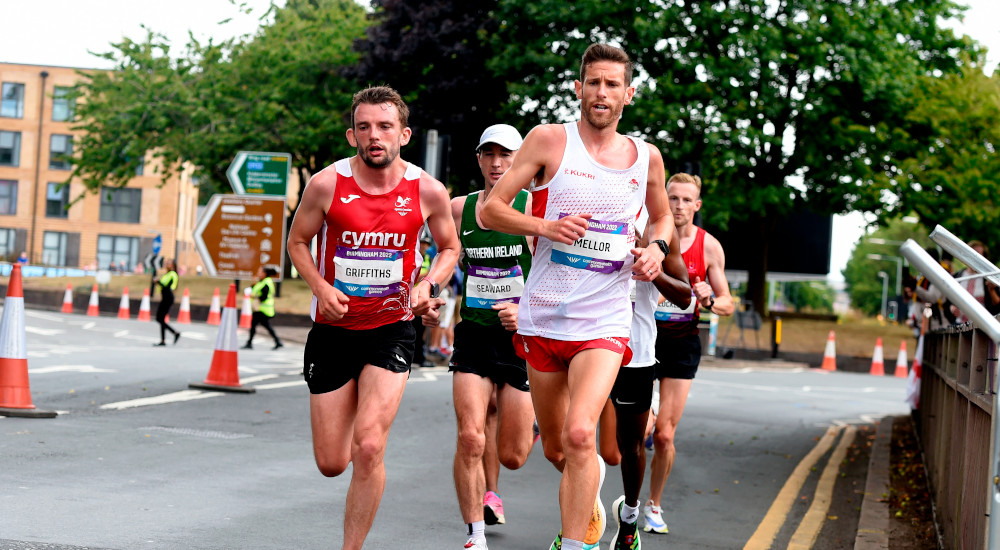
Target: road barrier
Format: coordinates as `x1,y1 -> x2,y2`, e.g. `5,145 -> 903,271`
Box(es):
118,287 -> 131,319
902,227 -> 1000,550
0,265 -> 56,418
189,284 -> 254,394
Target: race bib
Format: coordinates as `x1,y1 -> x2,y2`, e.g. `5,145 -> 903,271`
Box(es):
465,265 -> 525,309
654,291 -> 696,322
551,214 -> 630,274
333,246 -> 404,297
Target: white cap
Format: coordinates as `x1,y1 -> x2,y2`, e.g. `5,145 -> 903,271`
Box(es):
477,124 -> 523,152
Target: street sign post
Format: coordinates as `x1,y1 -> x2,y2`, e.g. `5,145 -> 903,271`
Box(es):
152,233 -> 162,256
226,151 -> 291,197
192,194 -> 287,280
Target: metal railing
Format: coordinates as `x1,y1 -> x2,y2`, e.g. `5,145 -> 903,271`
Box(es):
900,228 -> 1000,550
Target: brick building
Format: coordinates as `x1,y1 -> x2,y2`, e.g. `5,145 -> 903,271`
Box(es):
0,62 -> 201,272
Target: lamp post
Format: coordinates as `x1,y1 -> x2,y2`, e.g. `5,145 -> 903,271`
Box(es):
878,271 -> 889,319
867,253 -> 903,296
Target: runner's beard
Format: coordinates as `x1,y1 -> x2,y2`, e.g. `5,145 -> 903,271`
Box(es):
581,98 -> 625,130
358,143 -> 399,169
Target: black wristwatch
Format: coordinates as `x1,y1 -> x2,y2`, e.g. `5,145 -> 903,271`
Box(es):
425,278 -> 440,298
704,296 -> 715,310
652,239 -> 669,256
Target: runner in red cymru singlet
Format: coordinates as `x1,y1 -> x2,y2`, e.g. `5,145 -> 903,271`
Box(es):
287,86 -> 459,550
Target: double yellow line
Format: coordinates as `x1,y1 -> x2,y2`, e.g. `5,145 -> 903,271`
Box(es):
744,424 -> 858,550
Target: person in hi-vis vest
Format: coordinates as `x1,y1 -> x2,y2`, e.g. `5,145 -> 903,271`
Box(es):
243,266 -> 284,350
153,259 -> 181,346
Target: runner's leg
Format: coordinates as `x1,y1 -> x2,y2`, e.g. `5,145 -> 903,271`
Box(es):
453,371 -> 495,524
648,377 -> 692,507
342,364 -> 409,550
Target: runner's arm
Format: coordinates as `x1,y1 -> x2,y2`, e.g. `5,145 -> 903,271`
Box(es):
632,145 -> 670,281
652,230 -> 691,308
287,170 -> 350,320
700,233 -> 734,316
413,174 -> 460,316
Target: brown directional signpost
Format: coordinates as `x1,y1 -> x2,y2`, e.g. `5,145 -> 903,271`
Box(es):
192,194 -> 287,280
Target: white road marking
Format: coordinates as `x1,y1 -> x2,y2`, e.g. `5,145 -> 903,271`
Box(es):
113,330 -> 129,337
236,373 -> 279,384
101,390 -> 218,410
82,322 -> 96,330
254,380 -> 306,390
25,311 -> 67,322
25,326 -> 65,336
30,365 -> 115,374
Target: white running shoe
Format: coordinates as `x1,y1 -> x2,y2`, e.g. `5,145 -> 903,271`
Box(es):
464,536 -> 488,549
642,500 -> 669,534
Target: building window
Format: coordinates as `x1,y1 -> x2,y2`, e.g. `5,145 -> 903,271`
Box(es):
42,231 -> 67,266
46,182 -> 69,218
135,154 -> 145,176
0,131 -> 20,167
1,83 -> 24,118
52,86 -> 75,122
0,227 -> 14,260
49,134 -> 73,170
97,234 -> 139,272
99,187 -> 141,223
0,180 -> 16,215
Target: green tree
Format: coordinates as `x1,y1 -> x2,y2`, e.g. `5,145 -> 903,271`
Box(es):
843,218 -> 930,316
70,0 -> 367,202
490,0 -> 975,314
350,0 -> 509,194
878,60 -> 1000,257
778,281 -> 834,314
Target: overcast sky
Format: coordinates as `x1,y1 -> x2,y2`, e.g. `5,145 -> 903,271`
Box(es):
2,0 -> 997,281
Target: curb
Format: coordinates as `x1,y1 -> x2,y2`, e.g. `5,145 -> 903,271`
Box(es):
854,415 -> 893,549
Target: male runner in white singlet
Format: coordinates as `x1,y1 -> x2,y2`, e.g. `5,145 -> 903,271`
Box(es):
481,44 -> 672,550
286,86 -> 459,550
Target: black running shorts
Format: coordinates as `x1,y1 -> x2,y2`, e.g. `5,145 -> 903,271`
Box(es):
448,321 -> 529,392
303,321 -> 414,394
610,365 -> 655,413
653,330 -> 702,380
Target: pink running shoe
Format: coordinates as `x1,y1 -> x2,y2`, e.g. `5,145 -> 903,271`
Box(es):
483,490 -> 506,525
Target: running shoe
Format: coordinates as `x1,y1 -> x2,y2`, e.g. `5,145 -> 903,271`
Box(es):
550,529 -> 600,550
483,490 -> 506,525
609,495 -> 641,550
642,500 -> 668,534
464,536 -> 488,549
583,457 -> 607,546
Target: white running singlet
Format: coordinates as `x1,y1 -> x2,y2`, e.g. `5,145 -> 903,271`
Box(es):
517,122 -> 650,341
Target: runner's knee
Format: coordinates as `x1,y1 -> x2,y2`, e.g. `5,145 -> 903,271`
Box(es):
314,452 -> 350,478
457,425 -> 487,458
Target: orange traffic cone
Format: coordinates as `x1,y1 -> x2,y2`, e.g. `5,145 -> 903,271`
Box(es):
239,287 -> 252,329
86,284 -> 100,316
189,284 -> 255,393
137,288 -> 151,322
177,288 -> 191,324
869,337 -> 885,376
61,284 -> 73,314
894,340 -> 909,378
117,287 -> 131,319
0,265 -> 57,418
206,287 -> 221,326
820,331 -> 837,371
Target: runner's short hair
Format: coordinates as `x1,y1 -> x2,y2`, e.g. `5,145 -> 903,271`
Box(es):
580,44 -> 634,85
667,173 -> 702,195
351,86 -> 409,129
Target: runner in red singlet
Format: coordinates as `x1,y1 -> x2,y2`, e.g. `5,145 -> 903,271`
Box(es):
286,86 -> 459,550
481,44 -> 672,550
642,173 -> 733,535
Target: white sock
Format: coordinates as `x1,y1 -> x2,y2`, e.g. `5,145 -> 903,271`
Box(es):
467,520 -> 485,540
621,501 -> 639,524
561,538 -> 585,550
